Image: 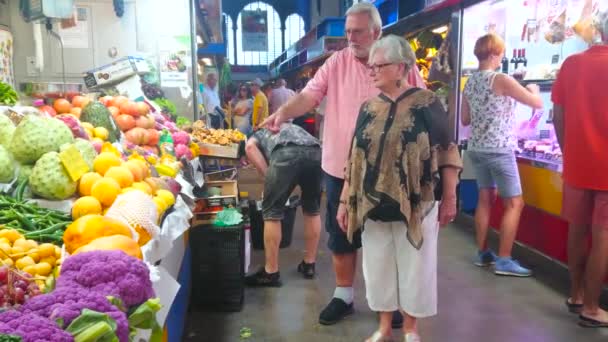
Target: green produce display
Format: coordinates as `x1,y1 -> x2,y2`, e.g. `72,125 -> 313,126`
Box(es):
0,334 -> 21,342
153,98 -> 177,118
29,152 -> 77,201
0,146 -> 15,183
80,102 -> 120,142
0,82 -> 18,106
60,138 -> 97,171
9,116 -> 74,165
0,115 -> 15,147
0,194 -> 72,244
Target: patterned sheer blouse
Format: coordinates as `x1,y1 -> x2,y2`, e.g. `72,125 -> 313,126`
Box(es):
345,88 -> 462,249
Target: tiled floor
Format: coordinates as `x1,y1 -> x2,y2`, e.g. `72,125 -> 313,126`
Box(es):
185,209 -> 608,342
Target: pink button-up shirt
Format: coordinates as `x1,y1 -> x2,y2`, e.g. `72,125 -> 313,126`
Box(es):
302,48 -> 427,178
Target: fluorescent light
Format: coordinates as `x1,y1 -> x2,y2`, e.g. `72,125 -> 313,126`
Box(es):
201,58 -> 213,66
432,26 -> 448,34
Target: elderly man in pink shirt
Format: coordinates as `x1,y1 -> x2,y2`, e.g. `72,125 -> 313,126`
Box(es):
263,2 -> 425,327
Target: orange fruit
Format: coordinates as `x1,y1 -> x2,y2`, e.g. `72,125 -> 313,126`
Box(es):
72,96 -> 91,109
78,172 -> 103,196
93,152 -> 122,176
72,196 -> 102,220
91,178 -> 121,207
70,107 -> 82,118
104,166 -> 134,188
131,181 -> 153,195
53,99 -> 72,114
123,160 -> 146,182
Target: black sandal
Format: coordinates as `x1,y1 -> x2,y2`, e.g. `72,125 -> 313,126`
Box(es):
565,298 -> 583,314
579,314 -> 608,328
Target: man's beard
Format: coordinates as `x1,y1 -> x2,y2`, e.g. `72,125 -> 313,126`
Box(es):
350,45 -> 370,58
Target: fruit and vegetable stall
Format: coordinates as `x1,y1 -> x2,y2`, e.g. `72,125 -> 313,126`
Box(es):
0,84 -> 249,341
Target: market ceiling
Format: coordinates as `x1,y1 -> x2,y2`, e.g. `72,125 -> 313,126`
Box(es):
218,0 -> 310,29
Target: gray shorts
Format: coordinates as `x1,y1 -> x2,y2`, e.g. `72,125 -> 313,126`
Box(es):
262,145 -> 322,220
467,150 -> 522,198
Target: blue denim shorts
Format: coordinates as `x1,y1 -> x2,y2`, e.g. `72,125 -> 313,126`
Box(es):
467,150 -> 522,198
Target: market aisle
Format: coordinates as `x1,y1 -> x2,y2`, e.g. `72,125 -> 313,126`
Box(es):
184,207 -> 608,342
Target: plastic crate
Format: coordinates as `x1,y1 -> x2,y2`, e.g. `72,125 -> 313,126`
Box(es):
250,197 -> 299,250
189,224 -> 245,312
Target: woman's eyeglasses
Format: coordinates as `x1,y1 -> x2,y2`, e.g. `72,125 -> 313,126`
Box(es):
369,63 -> 394,72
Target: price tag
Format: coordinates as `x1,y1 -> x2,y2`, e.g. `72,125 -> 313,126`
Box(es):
551,55 -> 560,64
539,130 -> 551,139
59,145 -> 89,182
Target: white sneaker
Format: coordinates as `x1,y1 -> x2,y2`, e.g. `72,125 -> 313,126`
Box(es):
366,331 -> 394,342
404,333 -> 421,342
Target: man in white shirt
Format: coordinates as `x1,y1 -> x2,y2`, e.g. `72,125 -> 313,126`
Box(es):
201,72 -> 221,127
269,79 -> 296,114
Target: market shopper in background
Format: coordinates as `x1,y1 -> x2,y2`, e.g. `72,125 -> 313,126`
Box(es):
200,72 -> 222,128
337,35 -> 461,342
251,78 -> 269,130
243,123 -> 322,286
461,33 -> 542,277
262,2 -> 426,328
269,79 -> 296,113
552,10 -> 608,327
231,83 -> 253,135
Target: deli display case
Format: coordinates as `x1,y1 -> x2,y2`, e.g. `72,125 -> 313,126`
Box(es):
458,0 -> 608,264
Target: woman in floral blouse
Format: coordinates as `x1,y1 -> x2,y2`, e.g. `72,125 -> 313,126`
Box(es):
336,35 -> 462,342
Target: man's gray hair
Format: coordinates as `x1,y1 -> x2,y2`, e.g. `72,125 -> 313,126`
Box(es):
594,9 -> 608,41
369,35 -> 416,74
345,2 -> 383,32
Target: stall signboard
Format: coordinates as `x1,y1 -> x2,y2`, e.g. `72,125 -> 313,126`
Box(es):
199,0 -> 222,43
424,0 -> 461,11
160,51 -> 190,88
241,10 -> 268,51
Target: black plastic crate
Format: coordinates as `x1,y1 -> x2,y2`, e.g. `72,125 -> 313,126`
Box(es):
189,224 -> 245,312
250,196 -> 299,250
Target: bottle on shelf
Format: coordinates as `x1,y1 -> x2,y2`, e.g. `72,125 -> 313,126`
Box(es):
501,52 -> 510,74
522,49 -> 528,68
511,49 -> 519,72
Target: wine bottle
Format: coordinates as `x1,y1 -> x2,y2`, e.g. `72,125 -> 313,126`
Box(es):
522,49 -> 528,68
501,52 -> 510,74
511,49 -> 519,71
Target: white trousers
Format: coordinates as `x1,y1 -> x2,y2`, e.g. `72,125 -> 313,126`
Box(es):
362,203 -> 439,317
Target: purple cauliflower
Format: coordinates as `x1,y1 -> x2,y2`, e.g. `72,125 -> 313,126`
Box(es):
56,251 -> 155,307
20,288 -> 129,342
0,312 -> 74,342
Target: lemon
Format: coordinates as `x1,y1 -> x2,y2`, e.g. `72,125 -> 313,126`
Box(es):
38,243 -> 56,258
15,256 -> 35,270
35,262 -> 52,276
94,127 -> 109,141
156,189 -> 176,207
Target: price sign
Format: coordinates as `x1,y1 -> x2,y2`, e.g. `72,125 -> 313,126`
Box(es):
59,145 -> 89,182
539,130 -> 551,139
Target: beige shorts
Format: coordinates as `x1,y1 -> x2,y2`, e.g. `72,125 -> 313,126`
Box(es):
361,203 -> 439,317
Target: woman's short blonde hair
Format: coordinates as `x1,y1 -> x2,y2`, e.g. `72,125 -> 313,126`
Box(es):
474,33 -> 505,61
369,35 -> 416,74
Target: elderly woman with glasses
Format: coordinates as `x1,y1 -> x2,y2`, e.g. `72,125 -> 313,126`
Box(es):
336,35 -> 462,342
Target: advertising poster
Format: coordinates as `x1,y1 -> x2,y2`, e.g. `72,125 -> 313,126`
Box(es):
199,0 -> 222,43
160,50 -> 189,88
241,10 -> 268,51
0,28 -> 14,86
